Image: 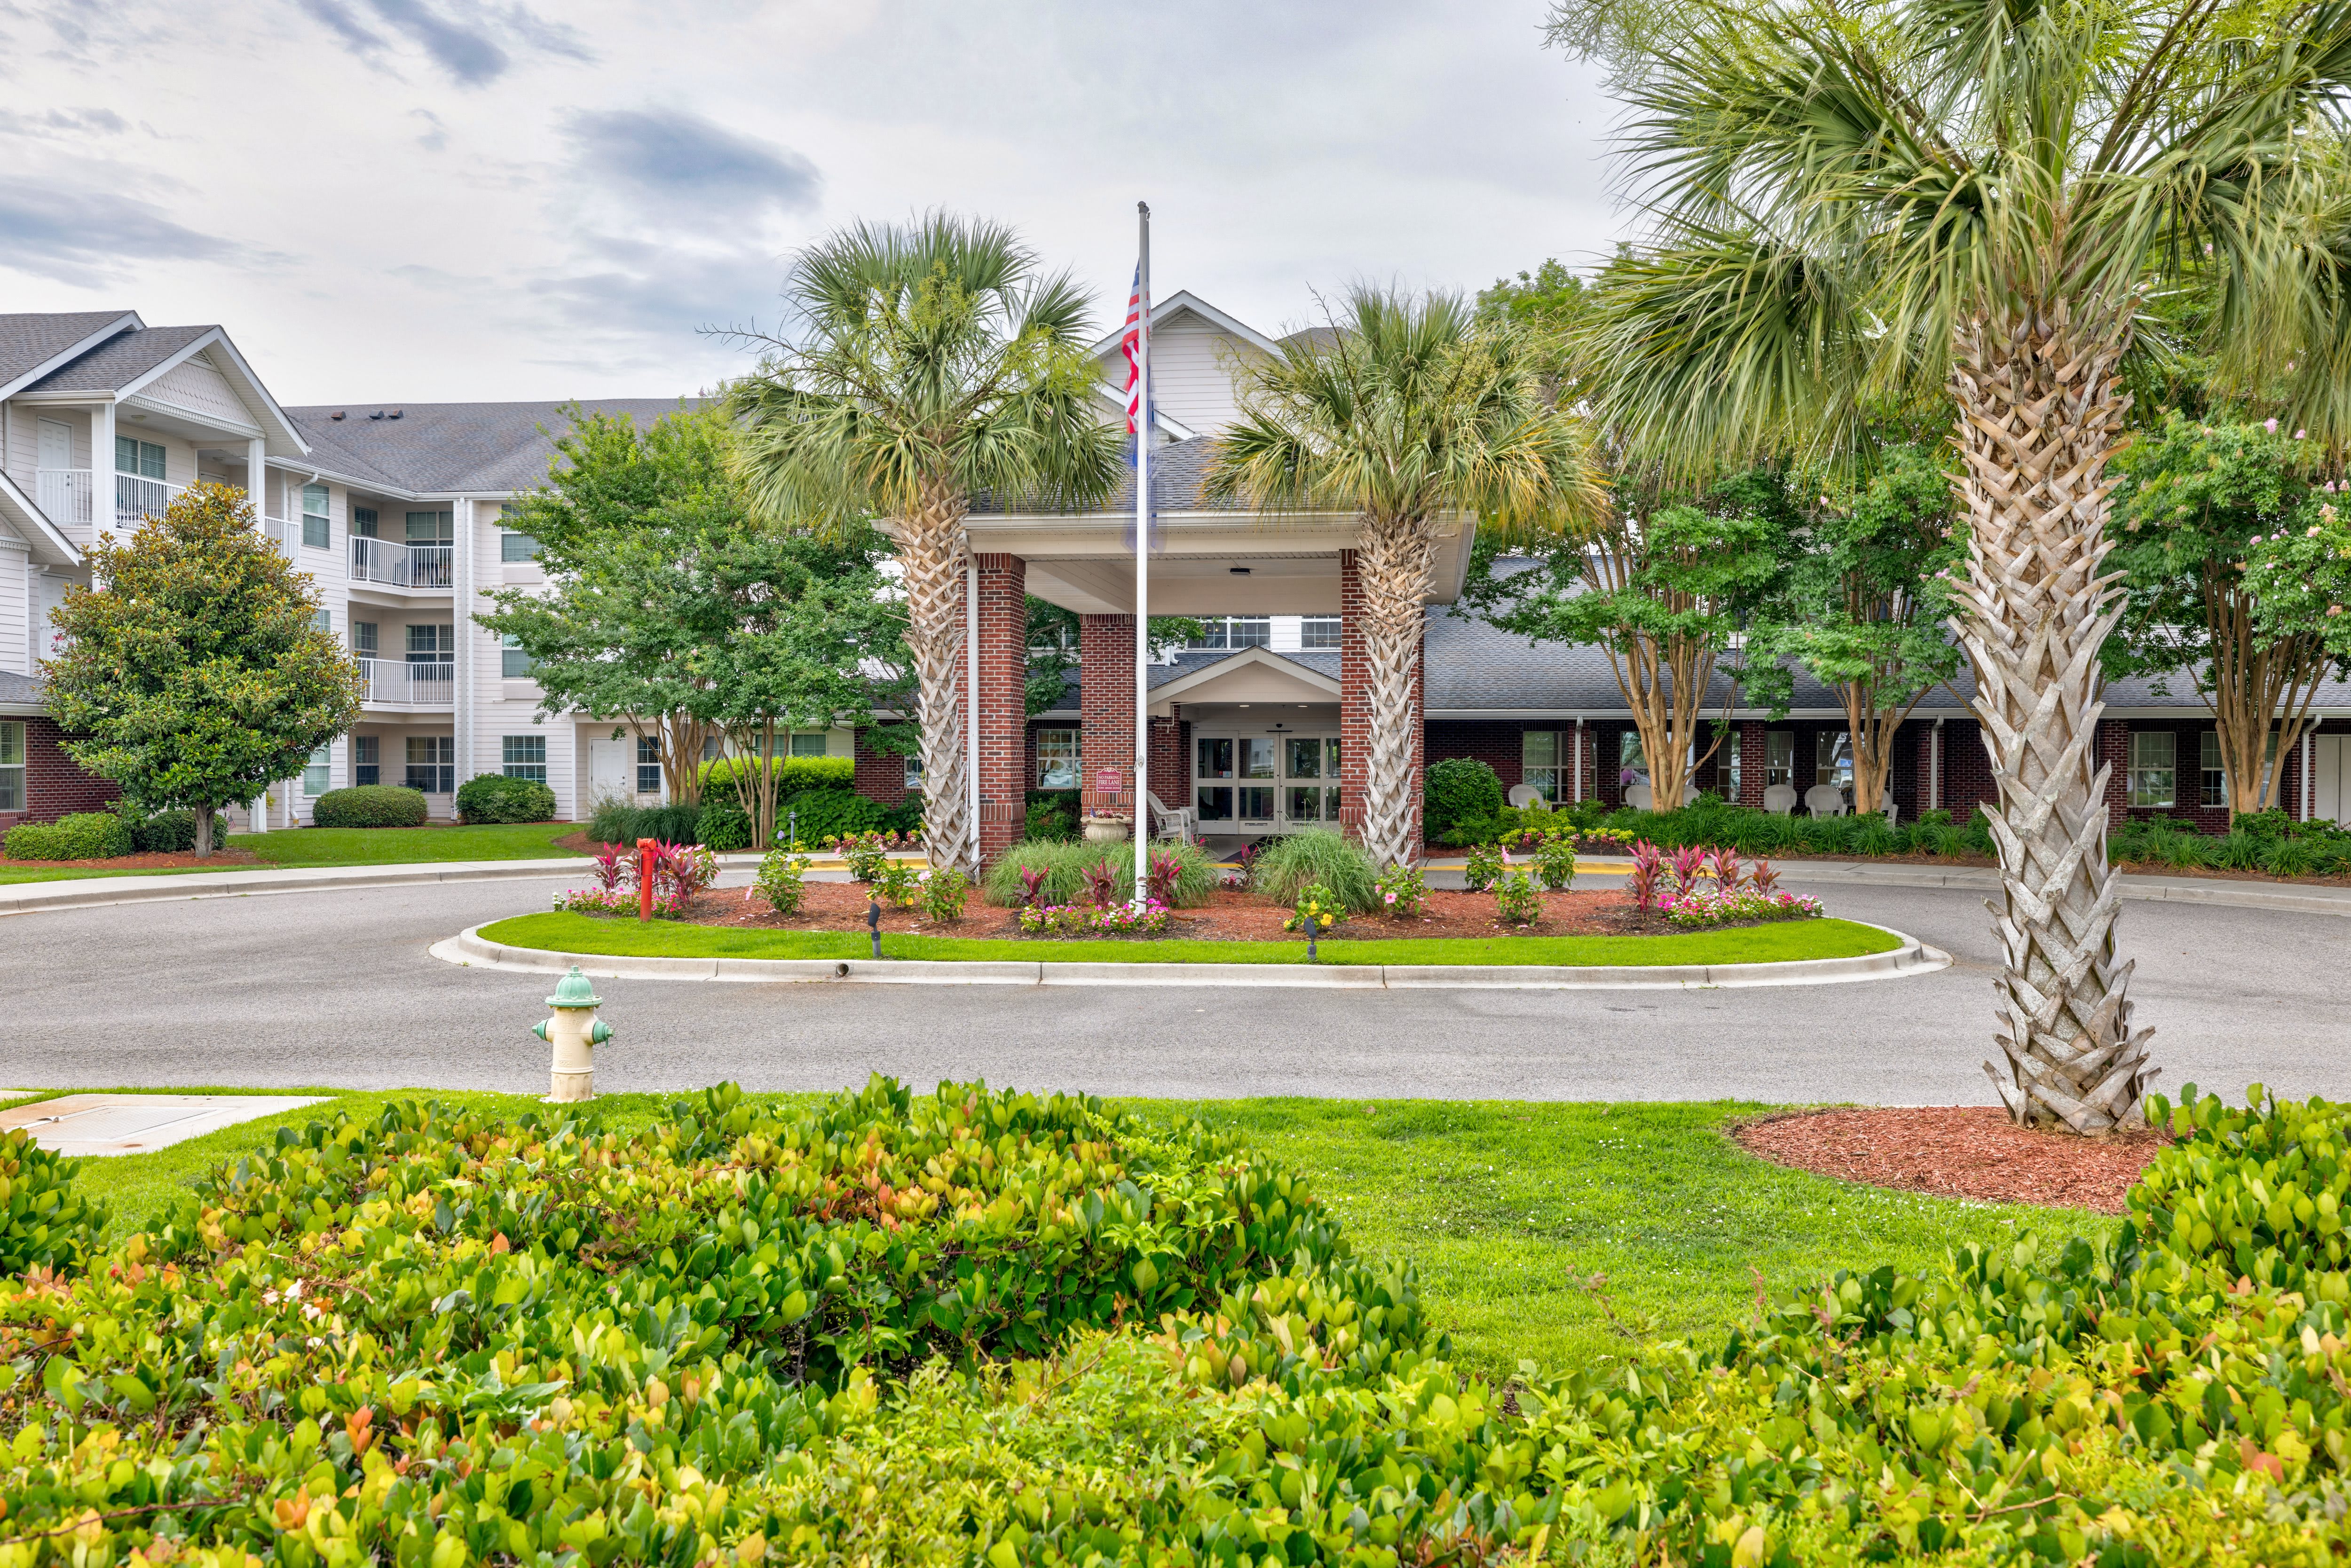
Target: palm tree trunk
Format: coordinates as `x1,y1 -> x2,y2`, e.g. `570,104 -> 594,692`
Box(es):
1950,303 -> 2157,1135
1353,514 -> 1437,867
898,477 -> 976,874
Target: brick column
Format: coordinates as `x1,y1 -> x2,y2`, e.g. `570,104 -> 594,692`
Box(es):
2097,718 -> 2130,829
1148,713 -> 1184,814
1336,550 -> 1424,850
1915,723 -> 1939,816
1079,613 -> 1137,816
971,553 -> 1028,860
1737,722 -> 1767,808
851,725 -> 907,806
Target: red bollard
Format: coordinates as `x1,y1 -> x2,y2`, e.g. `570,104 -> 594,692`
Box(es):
637,837 -> 655,921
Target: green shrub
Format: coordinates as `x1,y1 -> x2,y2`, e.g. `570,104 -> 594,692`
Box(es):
920,866 -> 970,922
1851,813 -> 1899,855
0,1126 -> 106,1274
1249,827 -> 1379,912
784,786 -> 887,846
454,772 -> 556,824
311,784 -> 429,828
1281,881 -> 1345,935
591,801 -> 703,845
753,847 -> 812,915
1531,836 -> 1578,890
983,838 -> 1217,907
1493,866 -> 1541,924
698,754 -> 854,806
587,796 -> 638,845
1424,756 -> 1504,844
1025,789 -> 1080,843
696,796 -> 752,851
127,807 -> 228,853
2262,834 -> 2325,876
3,810 -> 133,861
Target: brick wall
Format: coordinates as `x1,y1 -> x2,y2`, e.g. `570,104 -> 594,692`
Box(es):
1148,713 -> 1186,821
1078,612 -> 1136,813
0,716 -> 119,830
1336,550 -> 1425,849
1736,722 -> 1767,807
851,725 -> 908,805
970,554 -> 1028,859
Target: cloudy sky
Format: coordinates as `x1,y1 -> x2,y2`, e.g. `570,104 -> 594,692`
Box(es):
0,0 -> 1625,405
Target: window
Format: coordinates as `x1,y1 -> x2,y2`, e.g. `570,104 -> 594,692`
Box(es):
636,735 -> 661,795
351,621 -> 378,659
789,731 -> 829,758
2198,729 -> 2278,808
0,721 -> 22,812
406,624 -> 453,663
2128,730 -> 2177,808
1714,729 -> 1741,801
113,437 -> 164,478
1618,729 -> 1647,784
1191,616 -> 1272,650
1195,736 -> 1234,821
1036,728 -> 1079,789
904,754 -> 923,792
404,510 -> 453,545
500,530 -> 540,563
1815,731 -> 1855,792
502,734 -> 547,784
501,633 -> 535,679
301,484 -> 330,550
1522,730 -> 1565,803
312,608 -> 331,633
1765,731 -> 1794,789
354,735 -> 379,788
1298,615 -> 1341,650
351,506 -> 379,539
302,745 -> 331,796
405,736 -> 454,794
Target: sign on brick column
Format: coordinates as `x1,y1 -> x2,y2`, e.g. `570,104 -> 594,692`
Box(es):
972,553 -> 1028,859
1079,613 -> 1136,817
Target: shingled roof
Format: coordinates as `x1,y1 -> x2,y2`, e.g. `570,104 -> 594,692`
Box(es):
0,311 -> 136,392
284,398 -> 702,495
18,325 -> 214,395
971,435 -> 1249,516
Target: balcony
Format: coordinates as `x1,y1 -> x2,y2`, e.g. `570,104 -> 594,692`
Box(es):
350,537 -> 453,590
32,470 -> 186,535
357,658 -> 454,708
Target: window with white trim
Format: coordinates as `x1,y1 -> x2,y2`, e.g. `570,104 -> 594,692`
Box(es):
302,745 -> 331,796
502,734 -> 548,784
904,754 -> 923,791
353,735 -> 379,787
1298,615 -> 1341,650
1521,730 -> 1565,803
1036,728 -> 1079,789
2128,730 -> 2177,808
1815,731 -> 1854,791
301,484 -> 330,550
501,633 -> 535,679
0,721 -> 23,812
789,731 -> 829,758
501,530 -> 540,563
405,737 -> 454,794
636,735 -> 661,795
1764,731 -> 1794,789
1191,616 -> 1271,650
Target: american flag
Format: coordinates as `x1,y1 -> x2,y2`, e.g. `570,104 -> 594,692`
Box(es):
1120,264 -> 1145,434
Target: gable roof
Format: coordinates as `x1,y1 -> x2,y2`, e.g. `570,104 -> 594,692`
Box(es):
281,398 -> 702,496
0,311 -> 142,399
972,433 -> 1248,516
1142,645 -> 1341,702
1088,290 -> 1284,362
19,324 -> 214,395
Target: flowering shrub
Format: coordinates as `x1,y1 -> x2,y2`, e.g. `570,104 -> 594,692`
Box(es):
828,829 -> 896,881
872,856 -> 922,909
1373,861 -> 1427,916
1532,836 -> 1577,890
1660,886 -> 1823,928
1493,867 -> 1542,925
754,847 -> 813,916
1282,882 -> 1344,935
1018,899 -> 1175,937
589,844 -> 629,891
1462,840 -> 1508,891
552,885 -> 684,918
1574,826 -> 1636,853
919,866 -> 969,923
1081,857 -> 1123,907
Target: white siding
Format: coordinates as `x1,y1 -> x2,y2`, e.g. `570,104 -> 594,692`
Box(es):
0,543 -> 27,677
462,496 -> 576,819
1145,313 -> 1262,433
142,351 -> 256,430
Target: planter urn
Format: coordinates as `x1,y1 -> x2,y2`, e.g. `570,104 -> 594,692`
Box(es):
531,966 -> 613,1102
1083,816 -> 1133,844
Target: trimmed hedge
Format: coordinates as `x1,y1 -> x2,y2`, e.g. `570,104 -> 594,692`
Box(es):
12,1078 -> 2351,1561
130,807 -> 228,853
3,810 -> 132,860
698,754 -> 854,805
311,784 -> 429,828
454,772 -> 557,824
1425,756 -> 1506,845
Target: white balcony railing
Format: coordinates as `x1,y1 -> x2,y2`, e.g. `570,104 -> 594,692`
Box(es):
32,469 -> 189,534
357,658 -> 455,708
35,468 -> 93,529
260,516 -> 299,559
117,472 -> 181,524
349,536 -> 453,590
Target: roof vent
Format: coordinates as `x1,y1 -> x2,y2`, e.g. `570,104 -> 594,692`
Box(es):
388,409 -> 403,420
368,410 -> 384,420
329,410 -> 346,421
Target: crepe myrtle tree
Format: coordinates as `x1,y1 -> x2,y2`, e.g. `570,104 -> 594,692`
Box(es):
42,484 -> 362,857
2244,496 -> 2351,688
1553,0 -> 2351,1132
726,215 -> 1123,876
1744,443 -> 1967,818
1207,287 -> 1603,867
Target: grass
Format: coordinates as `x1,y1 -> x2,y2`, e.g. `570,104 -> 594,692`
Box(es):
476,911 -> 1900,966
47,1088 -> 2102,1384
0,822 -> 586,884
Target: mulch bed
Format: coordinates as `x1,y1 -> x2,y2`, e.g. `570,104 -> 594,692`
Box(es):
1634,845 -> 2351,888
668,882 -> 1715,941
1733,1106 -> 2171,1213
0,849 -> 261,872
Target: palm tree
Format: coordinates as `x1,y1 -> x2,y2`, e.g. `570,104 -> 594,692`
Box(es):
1207,288 -> 1602,868
1563,0 -> 2351,1132
728,215 -> 1121,874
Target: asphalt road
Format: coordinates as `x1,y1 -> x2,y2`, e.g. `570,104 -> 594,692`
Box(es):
5,871 -> 2342,1105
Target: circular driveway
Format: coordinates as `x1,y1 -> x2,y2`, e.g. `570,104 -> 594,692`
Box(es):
8,871 -> 2341,1105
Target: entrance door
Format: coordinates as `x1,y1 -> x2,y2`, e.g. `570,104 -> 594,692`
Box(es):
2317,735 -> 2349,827
588,738 -> 633,804
1280,735 -> 1341,828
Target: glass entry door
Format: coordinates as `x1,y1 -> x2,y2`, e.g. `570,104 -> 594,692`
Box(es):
1281,736 -> 1341,827
1198,732 -> 1338,833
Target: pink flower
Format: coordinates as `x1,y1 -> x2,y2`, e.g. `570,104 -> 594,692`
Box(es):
2313,526 -> 2325,537
2265,418 -> 2280,433
2297,430 -> 2309,440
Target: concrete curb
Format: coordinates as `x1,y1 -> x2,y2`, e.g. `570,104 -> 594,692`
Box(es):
434,921 -> 1950,992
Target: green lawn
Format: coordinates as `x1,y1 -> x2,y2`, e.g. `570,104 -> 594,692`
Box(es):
0,822 -> 586,884
477,910 -> 1898,967
51,1088 -> 2097,1384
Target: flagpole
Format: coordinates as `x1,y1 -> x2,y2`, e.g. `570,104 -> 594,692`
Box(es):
1133,200 -> 1152,906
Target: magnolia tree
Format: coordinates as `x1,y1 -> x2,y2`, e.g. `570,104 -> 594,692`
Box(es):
44,485 -> 361,856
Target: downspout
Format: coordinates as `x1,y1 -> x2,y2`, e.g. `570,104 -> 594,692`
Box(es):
1572,717 -> 1584,803
1931,716 -> 1943,814
966,559 -> 980,866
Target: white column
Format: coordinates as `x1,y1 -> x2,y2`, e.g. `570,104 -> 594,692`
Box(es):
2304,729 -> 2317,821
453,498 -> 475,791
92,402 -> 116,545
245,438 -> 267,533
1572,717 -> 1584,803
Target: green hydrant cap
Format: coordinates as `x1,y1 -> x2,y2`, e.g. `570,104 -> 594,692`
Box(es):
546,966 -> 603,1008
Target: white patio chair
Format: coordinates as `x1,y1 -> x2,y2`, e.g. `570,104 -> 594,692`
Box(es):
1882,802 -> 1900,827
1625,782 -> 1655,812
1804,784 -> 1847,819
1762,784 -> 1798,816
1144,790 -> 1197,844
1506,784 -> 1552,810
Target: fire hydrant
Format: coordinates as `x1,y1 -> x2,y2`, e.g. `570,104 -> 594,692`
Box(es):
531,966 -> 612,1102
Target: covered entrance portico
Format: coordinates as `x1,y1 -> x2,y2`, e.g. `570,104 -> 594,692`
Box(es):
961,453 -> 1475,858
